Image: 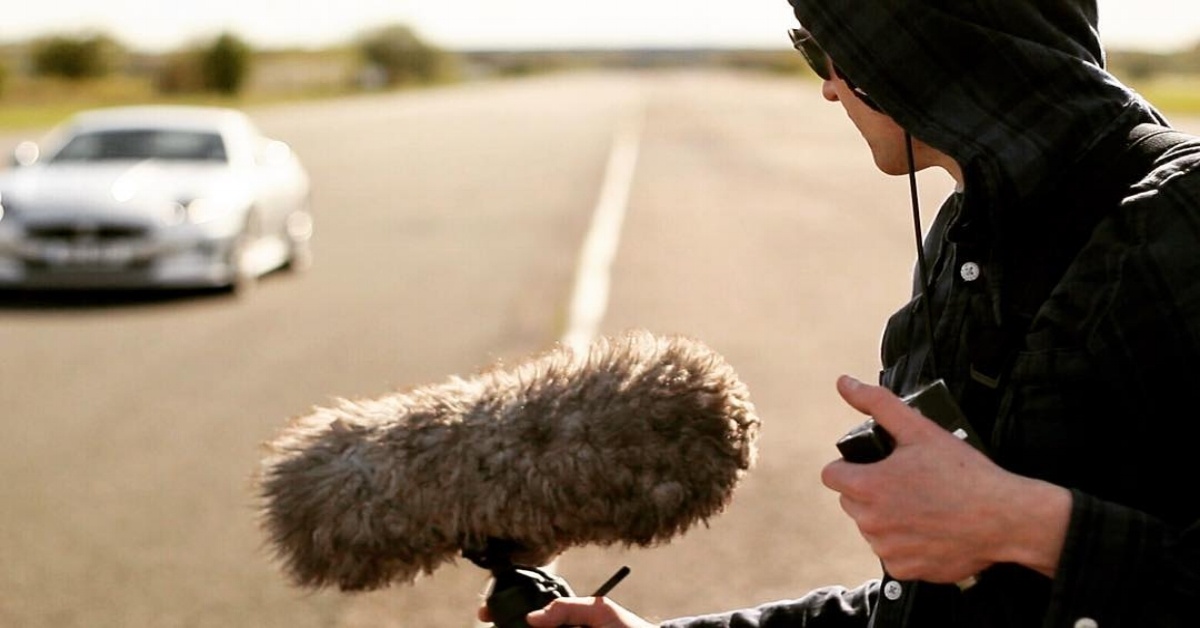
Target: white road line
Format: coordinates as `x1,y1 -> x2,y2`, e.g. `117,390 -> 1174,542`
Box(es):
471,114 -> 645,628
560,112 -> 645,352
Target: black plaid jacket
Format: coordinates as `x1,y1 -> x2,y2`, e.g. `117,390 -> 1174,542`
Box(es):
663,1 -> 1200,626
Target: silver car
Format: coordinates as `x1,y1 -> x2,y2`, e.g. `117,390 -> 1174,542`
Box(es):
0,105 -> 313,293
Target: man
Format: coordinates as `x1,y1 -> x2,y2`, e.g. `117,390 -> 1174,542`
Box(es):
486,0 -> 1200,625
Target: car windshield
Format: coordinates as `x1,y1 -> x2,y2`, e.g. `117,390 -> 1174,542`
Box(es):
50,129 -> 227,163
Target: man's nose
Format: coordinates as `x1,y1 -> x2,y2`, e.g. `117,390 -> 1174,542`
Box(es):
821,79 -> 840,103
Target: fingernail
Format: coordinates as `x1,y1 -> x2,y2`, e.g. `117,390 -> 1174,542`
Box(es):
841,375 -> 863,390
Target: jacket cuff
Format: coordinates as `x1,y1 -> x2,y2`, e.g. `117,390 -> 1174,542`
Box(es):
1044,489 -> 1161,626
659,582 -> 877,627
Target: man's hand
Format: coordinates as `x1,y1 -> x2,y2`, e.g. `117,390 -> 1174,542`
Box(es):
477,596 -> 656,628
822,375 -> 1071,582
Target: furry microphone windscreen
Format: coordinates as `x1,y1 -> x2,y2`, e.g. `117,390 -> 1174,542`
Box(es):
256,330 -> 760,592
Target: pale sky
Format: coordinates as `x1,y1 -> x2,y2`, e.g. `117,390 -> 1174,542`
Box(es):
0,1 -> 1196,54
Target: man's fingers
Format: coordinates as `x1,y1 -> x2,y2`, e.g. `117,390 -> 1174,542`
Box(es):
526,597 -> 609,627
836,375 -> 932,442
526,596 -> 655,628
836,375 -> 901,416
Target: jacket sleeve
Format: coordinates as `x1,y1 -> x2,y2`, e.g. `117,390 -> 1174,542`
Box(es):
1042,160 -> 1200,627
658,582 -> 878,628
1043,492 -> 1200,628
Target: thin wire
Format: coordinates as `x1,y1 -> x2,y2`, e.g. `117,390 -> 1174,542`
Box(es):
590,566 -> 631,597
905,132 -> 938,378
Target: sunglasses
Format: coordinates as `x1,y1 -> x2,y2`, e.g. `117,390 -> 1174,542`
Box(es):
788,27 -> 883,112
788,27 -> 834,81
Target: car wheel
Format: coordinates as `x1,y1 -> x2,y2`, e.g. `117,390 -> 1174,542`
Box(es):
283,209 -> 314,273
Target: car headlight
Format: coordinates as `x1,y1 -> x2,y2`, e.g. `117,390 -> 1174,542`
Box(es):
0,192 -> 13,223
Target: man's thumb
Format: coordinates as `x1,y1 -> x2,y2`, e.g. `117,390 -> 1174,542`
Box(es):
836,375 -> 928,442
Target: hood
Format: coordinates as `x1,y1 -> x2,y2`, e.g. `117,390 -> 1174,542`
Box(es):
0,159 -> 241,224
788,0 -> 1165,204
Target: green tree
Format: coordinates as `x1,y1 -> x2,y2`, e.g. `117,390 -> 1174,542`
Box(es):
156,51 -> 205,95
201,32 -> 253,95
31,33 -> 123,79
358,24 -> 456,87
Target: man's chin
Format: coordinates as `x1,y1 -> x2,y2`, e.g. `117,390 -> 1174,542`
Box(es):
874,159 -> 911,177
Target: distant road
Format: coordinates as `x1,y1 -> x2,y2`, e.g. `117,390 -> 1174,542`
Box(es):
1,71 -> 1197,628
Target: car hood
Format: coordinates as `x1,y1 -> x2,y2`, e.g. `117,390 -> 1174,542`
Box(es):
0,160 -> 248,225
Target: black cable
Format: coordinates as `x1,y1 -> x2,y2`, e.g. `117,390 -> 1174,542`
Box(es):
905,132 -> 938,377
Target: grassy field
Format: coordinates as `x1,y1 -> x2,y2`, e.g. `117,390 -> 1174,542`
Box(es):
0,75 -> 363,133
1135,75 -> 1200,116
1,69 -> 1198,135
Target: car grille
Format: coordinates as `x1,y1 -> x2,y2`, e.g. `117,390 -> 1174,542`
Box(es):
27,223 -> 148,240
16,221 -> 155,269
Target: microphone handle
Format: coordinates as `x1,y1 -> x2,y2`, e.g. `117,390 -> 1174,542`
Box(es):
487,566 -> 574,628
486,565 -> 632,628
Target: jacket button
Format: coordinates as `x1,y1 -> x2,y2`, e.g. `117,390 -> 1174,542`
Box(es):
960,262 -> 981,282
1073,619 -> 1098,628
883,580 -> 903,601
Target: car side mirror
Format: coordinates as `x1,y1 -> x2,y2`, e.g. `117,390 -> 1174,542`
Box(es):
11,141 -> 40,167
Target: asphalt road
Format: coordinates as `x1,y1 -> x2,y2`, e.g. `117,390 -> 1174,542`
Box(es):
2,71 -> 1195,628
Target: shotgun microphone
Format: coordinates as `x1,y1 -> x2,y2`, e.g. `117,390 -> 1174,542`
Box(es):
256,330 -> 760,597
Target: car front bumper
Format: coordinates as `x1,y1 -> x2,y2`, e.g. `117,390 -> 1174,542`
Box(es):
0,236 -> 240,290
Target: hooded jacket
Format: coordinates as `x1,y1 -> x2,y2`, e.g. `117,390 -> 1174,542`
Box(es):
662,1 -> 1200,627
